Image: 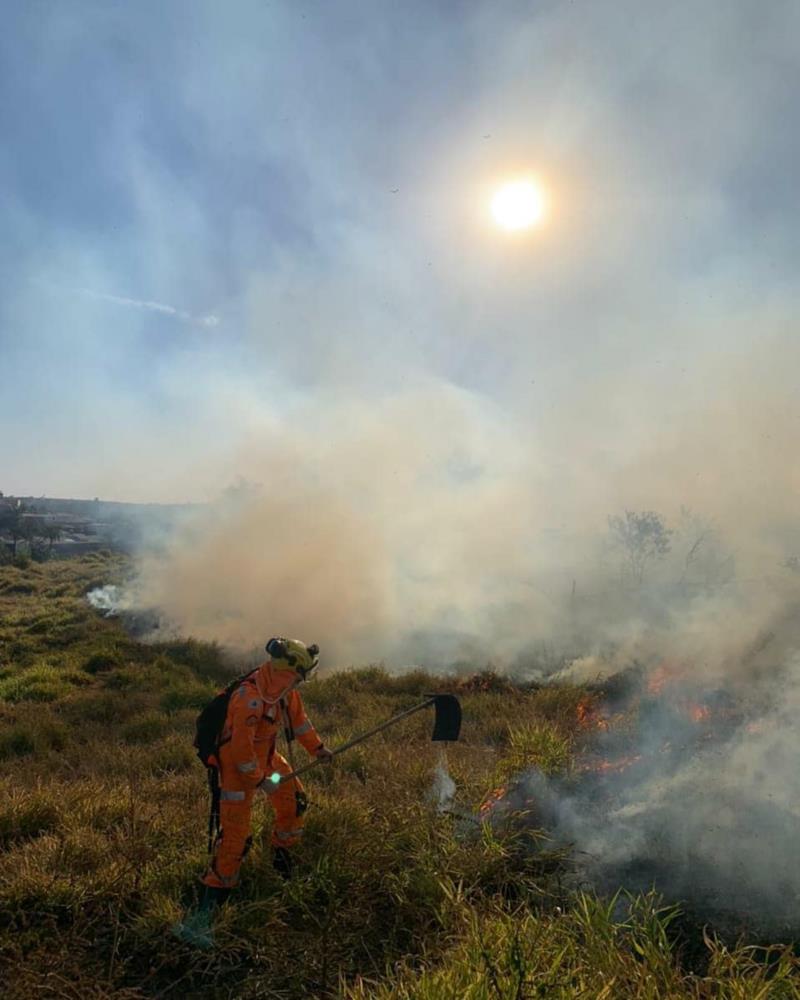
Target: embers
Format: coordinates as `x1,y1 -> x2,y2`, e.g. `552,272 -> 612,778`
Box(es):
478,785 -> 508,818
576,696 -> 610,730
580,753 -> 643,776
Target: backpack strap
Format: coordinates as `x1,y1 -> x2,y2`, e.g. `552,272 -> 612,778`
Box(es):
207,766 -> 221,855
279,696 -> 298,775
280,695 -> 295,742
216,670 -> 259,751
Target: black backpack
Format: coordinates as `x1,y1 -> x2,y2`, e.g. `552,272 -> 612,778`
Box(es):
194,671 -> 255,767
194,671 -> 255,854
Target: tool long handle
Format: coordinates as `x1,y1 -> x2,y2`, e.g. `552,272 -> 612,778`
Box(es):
271,697 -> 436,785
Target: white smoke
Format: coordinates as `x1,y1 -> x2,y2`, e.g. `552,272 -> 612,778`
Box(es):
429,750 -> 457,814
86,585 -> 125,616
501,640 -> 800,936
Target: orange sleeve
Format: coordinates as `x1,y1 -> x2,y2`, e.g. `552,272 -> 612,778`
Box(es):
286,689 -> 323,756
226,684 -> 266,786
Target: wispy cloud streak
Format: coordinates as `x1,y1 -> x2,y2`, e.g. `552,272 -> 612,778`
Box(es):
77,287 -> 219,327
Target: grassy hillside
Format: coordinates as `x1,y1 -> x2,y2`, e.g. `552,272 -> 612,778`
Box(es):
0,555 -> 797,998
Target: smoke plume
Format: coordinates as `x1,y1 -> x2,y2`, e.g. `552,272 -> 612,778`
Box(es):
4,0 -> 800,933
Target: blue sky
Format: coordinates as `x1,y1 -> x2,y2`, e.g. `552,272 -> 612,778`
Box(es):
2,0 -> 799,511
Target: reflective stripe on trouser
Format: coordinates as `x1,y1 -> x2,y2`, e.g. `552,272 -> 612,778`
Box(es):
202,770 -> 255,889
202,795 -> 254,888
267,751 -> 307,848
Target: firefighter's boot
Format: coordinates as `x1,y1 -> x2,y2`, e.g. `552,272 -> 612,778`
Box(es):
273,847 -> 294,881
172,885 -> 231,949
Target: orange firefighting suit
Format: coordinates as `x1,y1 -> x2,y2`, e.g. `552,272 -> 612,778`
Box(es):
202,661 -> 325,889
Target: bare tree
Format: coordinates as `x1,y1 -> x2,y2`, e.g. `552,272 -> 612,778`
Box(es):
675,507 -> 735,591
608,509 -> 673,586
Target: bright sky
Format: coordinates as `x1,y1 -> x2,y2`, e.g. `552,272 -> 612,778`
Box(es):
1,1 -> 799,504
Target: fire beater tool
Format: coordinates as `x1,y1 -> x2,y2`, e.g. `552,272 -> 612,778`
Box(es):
263,693 -> 461,788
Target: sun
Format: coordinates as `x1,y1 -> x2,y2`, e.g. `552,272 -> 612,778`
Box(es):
490,179 -> 546,231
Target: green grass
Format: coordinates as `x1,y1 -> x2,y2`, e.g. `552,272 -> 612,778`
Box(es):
490,720 -> 575,786
346,893 -> 800,998
0,555 -> 797,999
0,661 -> 94,702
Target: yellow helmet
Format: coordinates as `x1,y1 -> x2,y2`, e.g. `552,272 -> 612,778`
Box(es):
266,637 -> 320,680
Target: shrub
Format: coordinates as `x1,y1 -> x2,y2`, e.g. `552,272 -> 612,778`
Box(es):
103,656 -> 204,697
26,617 -> 53,635
83,650 -> 122,674
121,711 -> 173,744
152,638 -> 232,683
0,663 -> 92,703
0,719 -> 67,761
493,721 -> 573,784
0,728 -> 36,760
160,681 -> 215,716
457,669 -> 517,694
529,684 -> 587,728
144,737 -> 197,775
0,793 -> 61,849
386,668 -> 440,696
1,580 -> 36,595
102,665 -> 152,692
38,719 -> 68,753
62,690 -> 145,725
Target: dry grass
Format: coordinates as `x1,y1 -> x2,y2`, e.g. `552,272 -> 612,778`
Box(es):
0,556 -> 797,998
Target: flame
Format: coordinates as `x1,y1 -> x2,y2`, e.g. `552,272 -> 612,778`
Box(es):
457,672 -> 514,694
686,702 -> 711,723
577,697 -> 610,730
582,754 -> 642,775
647,660 -> 687,696
479,786 -> 507,816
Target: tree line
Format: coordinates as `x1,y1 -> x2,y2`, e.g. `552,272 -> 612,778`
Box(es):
0,497 -> 64,563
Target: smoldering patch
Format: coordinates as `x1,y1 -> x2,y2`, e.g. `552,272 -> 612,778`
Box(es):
480,654 -> 800,940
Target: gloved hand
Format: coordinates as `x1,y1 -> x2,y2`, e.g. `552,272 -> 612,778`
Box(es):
315,744 -> 334,764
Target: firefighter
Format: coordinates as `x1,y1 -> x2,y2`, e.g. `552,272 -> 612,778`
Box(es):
176,637 -> 331,947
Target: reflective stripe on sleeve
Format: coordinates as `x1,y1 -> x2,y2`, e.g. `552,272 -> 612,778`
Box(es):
293,720 -> 313,736
237,760 -> 258,774
220,789 -> 246,802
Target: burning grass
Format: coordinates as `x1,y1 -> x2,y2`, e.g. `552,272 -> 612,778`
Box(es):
0,556 -> 798,997
480,651 -> 800,950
